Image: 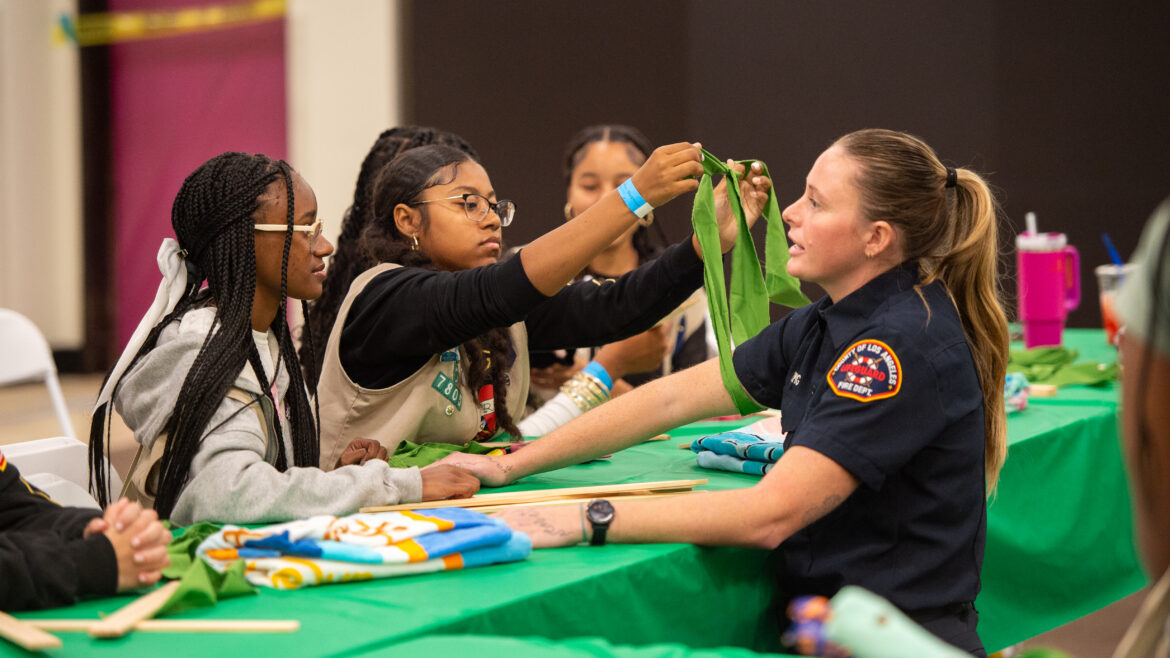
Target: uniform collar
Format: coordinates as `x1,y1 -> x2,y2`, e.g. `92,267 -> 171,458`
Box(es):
818,262 -> 920,348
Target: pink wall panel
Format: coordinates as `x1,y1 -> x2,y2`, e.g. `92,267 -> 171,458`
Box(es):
110,0 -> 286,347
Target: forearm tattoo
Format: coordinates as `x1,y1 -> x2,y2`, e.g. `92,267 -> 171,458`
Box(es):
801,493 -> 844,527
513,509 -> 575,538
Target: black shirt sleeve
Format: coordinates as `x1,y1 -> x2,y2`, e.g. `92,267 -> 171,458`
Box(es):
0,460 -> 117,610
524,238 -> 705,350
341,255 -> 546,389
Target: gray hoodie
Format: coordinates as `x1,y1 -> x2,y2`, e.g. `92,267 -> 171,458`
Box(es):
115,306 -> 422,526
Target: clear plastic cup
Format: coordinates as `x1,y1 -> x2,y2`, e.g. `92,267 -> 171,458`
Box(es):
1095,263 -> 1138,345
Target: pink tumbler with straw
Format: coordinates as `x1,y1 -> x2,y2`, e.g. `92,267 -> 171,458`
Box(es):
1016,217 -> 1080,348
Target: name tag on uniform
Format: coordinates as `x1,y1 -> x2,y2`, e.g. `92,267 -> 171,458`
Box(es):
826,339 -> 902,402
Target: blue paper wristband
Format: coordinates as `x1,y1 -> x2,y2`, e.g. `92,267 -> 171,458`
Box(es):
617,179 -> 653,218
582,360 -> 613,391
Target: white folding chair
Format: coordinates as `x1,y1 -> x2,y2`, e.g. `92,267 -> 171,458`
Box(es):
4,436 -> 124,510
0,308 -> 77,439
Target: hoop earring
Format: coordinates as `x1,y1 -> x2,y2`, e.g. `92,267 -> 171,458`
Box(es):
411,235 -> 420,251
639,211 -> 655,227
563,202 -> 573,222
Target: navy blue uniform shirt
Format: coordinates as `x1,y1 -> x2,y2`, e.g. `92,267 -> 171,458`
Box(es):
732,264 -> 987,612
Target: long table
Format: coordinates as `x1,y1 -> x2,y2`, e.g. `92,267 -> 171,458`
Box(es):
10,330 -> 1143,655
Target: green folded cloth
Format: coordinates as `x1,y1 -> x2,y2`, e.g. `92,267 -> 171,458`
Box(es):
158,521 -> 256,616
1007,346 -> 1118,387
386,439 -> 505,468
690,149 -> 809,414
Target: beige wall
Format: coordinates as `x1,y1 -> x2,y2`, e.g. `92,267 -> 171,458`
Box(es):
286,0 -> 400,252
0,0 -> 84,349
0,0 -> 401,354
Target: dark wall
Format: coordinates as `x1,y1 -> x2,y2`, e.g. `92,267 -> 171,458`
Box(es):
404,1 -> 1170,328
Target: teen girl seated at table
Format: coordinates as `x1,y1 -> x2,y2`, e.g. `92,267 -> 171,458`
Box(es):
300,126 -> 480,390
441,129 -> 1009,656
525,126 -> 713,427
316,141 -> 769,468
88,152 -> 479,526
2,454 -> 169,611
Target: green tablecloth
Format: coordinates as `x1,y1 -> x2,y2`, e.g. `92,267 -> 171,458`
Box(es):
9,330 -> 1143,656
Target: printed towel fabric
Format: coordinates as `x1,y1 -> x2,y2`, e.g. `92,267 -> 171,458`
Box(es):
689,414 -> 787,476
196,508 -> 531,589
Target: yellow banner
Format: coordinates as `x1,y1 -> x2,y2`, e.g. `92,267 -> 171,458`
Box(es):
54,0 -> 285,47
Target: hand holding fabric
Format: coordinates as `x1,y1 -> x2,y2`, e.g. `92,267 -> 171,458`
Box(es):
628,142 -> 704,208
419,464 -> 482,501
712,160 -> 771,254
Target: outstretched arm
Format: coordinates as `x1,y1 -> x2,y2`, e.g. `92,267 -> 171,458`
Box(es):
495,445 -> 858,549
522,143 -> 703,295
441,358 -> 733,485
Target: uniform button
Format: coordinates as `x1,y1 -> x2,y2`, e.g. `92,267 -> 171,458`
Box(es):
445,405 -> 455,416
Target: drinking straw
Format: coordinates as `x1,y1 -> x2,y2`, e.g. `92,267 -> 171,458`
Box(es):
1101,233 -> 1124,266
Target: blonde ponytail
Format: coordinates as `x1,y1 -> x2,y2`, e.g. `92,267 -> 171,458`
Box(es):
929,170 -> 1009,492
837,129 -> 1010,493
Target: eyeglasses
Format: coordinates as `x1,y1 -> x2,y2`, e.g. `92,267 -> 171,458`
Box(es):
255,218 -> 325,251
411,193 -> 515,227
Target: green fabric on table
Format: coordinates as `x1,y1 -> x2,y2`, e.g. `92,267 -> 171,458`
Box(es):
1007,345 -> 1118,387
690,148 -> 809,415
158,559 -> 255,616
386,439 -> 502,468
163,521 -> 222,578
159,521 -> 256,616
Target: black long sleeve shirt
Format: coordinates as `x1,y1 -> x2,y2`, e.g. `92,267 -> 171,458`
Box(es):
0,455 -> 117,611
340,238 -> 705,389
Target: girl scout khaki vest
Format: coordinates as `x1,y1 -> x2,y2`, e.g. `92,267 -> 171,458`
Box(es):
317,263 -> 530,470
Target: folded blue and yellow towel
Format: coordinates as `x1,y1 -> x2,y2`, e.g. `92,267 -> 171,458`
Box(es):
197,508 -> 530,589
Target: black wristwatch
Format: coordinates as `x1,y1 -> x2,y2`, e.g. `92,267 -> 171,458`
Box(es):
586,499 -> 615,546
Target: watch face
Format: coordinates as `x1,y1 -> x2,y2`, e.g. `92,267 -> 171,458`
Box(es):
587,499 -> 615,525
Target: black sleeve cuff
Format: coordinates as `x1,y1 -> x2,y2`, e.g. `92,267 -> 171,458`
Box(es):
68,534 -> 119,598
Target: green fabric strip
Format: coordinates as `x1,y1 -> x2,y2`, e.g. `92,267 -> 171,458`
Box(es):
159,521 -> 256,616
386,439 -> 502,468
690,149 -> 809,414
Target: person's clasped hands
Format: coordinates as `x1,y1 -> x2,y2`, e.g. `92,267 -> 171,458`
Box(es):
82,498 -> 171,591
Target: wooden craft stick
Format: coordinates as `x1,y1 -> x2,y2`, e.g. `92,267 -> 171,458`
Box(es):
679,442 -> 693,450
0,611 -> 61,651
33,619 -> 299,634
644,433 -> 670,442
1030,384 -> 1058,397
89,580 -> 181,638
477,490 -> 695,513
360,478 -> 706,513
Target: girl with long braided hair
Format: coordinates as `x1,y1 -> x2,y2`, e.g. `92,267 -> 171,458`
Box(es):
315,141 -> 770,469
300,126 -> 480,389
89,152 -> 477,525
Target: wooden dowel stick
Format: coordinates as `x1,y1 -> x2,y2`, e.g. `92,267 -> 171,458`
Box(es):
32,619 -> 299,634
360,479 -> 707,513
89,580 -> 181,638
476,491 -> 694,513
0,611 -> 61,651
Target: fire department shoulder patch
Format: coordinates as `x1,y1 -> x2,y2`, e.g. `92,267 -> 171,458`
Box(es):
826,339 -> 902,402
